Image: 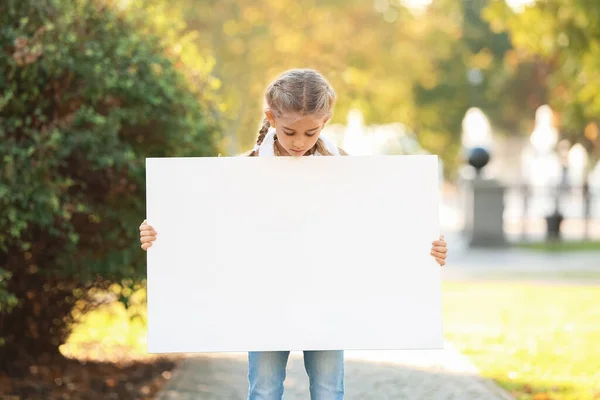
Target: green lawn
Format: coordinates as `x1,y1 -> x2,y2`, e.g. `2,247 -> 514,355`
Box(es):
443,281 -> 600,400
515,240 -> 600,252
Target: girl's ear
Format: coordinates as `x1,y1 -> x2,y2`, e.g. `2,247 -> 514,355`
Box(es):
322,116 -> 330,125
265,111 -> 276,126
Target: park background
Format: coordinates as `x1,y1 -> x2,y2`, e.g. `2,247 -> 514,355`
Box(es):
1,0 -> 599,399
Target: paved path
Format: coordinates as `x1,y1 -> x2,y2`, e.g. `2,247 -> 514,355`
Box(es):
441,231 -> 600,284
158,343 -> 513,399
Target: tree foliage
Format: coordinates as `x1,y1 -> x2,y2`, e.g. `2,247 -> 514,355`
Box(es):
484,0 -> 600,159
169,0 -> 464,157
162,0 -> 550,175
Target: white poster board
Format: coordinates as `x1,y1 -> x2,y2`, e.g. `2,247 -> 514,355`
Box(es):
145,155 -> 442,353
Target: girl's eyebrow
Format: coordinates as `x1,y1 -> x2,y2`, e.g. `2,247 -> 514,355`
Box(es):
282,126 -> 320,132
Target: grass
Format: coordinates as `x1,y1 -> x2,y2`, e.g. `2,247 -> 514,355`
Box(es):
515,240 -> 600,252
442,281 -> 600,400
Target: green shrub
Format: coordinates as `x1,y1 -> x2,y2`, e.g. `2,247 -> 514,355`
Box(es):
0,0 -> 220,364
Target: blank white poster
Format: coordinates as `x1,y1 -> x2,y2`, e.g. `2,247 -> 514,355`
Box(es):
145,155 -> 442,353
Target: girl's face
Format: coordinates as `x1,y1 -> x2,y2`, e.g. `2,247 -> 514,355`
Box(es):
267,112 -> 329,157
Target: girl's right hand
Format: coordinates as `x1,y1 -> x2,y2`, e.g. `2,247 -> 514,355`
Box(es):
139,219 -> 157,251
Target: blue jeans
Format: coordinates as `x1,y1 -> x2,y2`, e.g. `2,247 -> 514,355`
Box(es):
247,350 -> 344,400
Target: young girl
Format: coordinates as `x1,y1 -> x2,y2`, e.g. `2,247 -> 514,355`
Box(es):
139,68 -> 448,400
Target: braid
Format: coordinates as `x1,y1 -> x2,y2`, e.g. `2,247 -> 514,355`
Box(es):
249,117 -> 271,156
257,116 -> 271,146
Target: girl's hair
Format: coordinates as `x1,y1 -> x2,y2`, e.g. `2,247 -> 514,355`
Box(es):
249,69 -> 337,156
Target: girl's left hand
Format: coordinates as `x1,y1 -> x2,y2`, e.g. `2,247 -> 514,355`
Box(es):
431,235 -> 447,266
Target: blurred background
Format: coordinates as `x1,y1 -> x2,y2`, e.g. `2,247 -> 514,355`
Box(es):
1,0 -> 599,399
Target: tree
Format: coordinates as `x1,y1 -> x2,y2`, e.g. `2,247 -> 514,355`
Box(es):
166,0 -> 464,159
410,0 -> 550,175
0,0 -> 220,364
164,0 -> 549,177
484,0 -> 600,162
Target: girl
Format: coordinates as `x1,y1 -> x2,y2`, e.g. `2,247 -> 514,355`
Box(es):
139,68 -> 448,400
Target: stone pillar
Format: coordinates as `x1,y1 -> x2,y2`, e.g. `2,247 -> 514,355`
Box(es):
467,176 -> 508,247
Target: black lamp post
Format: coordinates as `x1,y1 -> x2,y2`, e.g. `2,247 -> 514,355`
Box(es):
468,146 -> 490,176
545,142 -> 569,242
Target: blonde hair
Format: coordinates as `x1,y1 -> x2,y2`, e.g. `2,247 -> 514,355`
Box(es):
249,69 -> 338,156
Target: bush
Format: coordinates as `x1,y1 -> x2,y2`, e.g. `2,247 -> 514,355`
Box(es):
0,0 -> 220,365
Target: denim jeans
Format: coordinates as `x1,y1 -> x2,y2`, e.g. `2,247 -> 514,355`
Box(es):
247,350 -> 344,400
